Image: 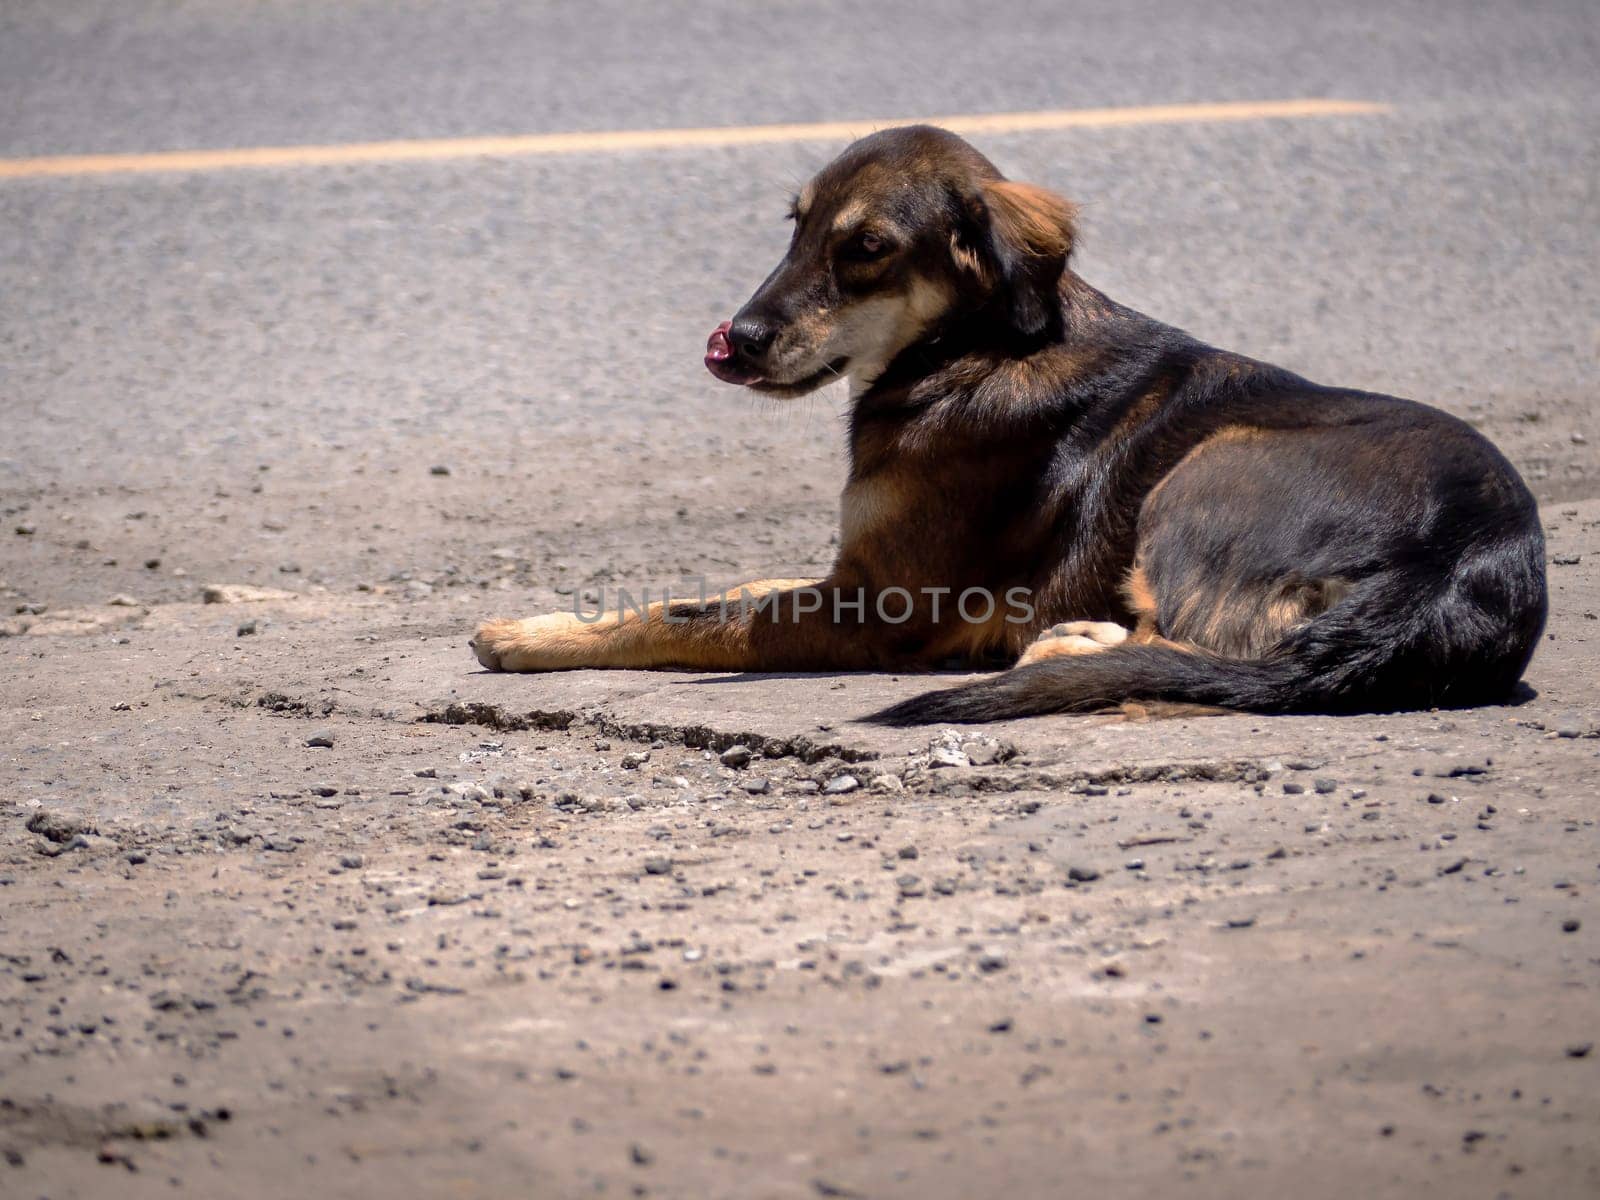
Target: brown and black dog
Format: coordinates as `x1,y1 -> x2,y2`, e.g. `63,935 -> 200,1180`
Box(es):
470,125 -> 1547,722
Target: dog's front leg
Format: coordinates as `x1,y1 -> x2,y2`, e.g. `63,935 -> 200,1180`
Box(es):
470,578 -> 883,673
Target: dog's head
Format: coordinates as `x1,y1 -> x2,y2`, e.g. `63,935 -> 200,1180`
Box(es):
706,125 -> 1078,397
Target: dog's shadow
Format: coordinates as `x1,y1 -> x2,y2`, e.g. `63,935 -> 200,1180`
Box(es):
682,668 -> 970,686
683,672 -> 1543,713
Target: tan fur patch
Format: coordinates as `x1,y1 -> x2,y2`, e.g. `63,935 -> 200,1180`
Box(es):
830,199 -> 871,233
837,276 -> 956,393
796,179 -> 816,220
1015,620 -> 1130,666
1122,563 -> 1157,619
1263,577 -> 1349,641
983,179 -> 1079,260
472,578 -> 822,672
1121,562 -> 1164,644
839,472 -> 907,546
1204,424 -> 1267,447
949,232 -> 983,277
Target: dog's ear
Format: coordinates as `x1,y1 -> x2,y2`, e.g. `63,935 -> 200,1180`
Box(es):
953,179 -> 1078,338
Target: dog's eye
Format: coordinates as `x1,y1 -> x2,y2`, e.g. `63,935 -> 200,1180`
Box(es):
843,231 -> 889,261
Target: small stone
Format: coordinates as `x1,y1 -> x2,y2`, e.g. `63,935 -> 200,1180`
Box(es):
236,620 -> 258,637
643,856 -> 672,876
309,784 -> 339,797
823,774 -> 860,796
26,811 -> 85,844
977,951 -> 1008,973
106,594 -> 140,607
1561,919 -> 1581,933
928,730 -> 970,769
306,733 -> 334,748
1312,777 -> 1337,794
962,737 -> 1005,766
430,464 -> 452,476
1565,1043 -> 1593,1059
719,745 -> 753,768
897,845 -> 919,861
620,751 -> 650,770
1067,865 -> 1102,883
1551,554 -> 1581,566
14,523 -> 35,536
1282,781 -> 1306,795
338,854 -> 365,869
629,1143 -> 654,1166
741,778 -> 771,795
203,582 -> 298,604
869,774 -> 905,794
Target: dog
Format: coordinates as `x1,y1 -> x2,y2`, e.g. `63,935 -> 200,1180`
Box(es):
470,124 -> 1547,723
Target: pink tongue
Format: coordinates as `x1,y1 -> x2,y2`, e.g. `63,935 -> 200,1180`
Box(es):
705,320 -> 733,361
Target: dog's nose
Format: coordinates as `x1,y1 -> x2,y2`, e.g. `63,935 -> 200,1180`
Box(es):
727,316 -> 778,362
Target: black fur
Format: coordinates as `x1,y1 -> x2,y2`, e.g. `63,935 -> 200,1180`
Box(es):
866,306 -> 1547,725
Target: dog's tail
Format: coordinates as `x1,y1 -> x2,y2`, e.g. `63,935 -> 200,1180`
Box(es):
866,549 -> 1546,726
867,642 -> 1302,725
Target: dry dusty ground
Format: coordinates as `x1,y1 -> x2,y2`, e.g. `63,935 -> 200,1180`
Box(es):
2,1 -> 1598,1189
1,483 -> 1598,1199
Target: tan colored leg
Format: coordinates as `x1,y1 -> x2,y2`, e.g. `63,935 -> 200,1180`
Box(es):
471,578 -> 854,672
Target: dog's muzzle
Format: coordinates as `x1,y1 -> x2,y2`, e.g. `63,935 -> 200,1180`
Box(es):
705,319 -> 767,386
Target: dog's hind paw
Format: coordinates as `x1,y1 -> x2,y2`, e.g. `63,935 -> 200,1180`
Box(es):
1016,620 -> 1129,667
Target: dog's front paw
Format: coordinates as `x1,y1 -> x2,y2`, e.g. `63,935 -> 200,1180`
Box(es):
470,617 -> 522,671
470,612 -> 598,672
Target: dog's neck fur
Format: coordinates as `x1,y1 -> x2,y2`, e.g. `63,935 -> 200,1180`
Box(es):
851,272 -> 1113,399
843,272 -> 1191,477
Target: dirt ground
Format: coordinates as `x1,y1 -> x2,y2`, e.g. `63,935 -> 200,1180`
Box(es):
2,432 -> 1598,1199
3,3 -> 1599,1183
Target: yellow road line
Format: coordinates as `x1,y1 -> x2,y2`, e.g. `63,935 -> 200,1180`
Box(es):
0,99 -> 1389,180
